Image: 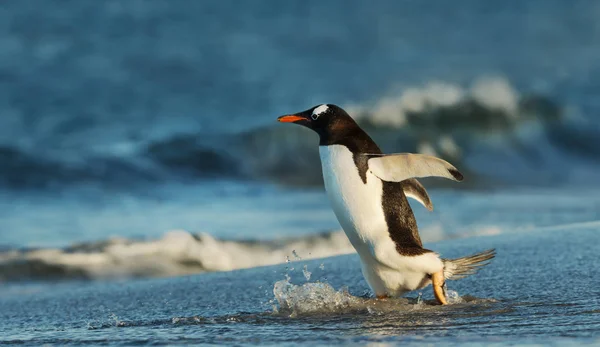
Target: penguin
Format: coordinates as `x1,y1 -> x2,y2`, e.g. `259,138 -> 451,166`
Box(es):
278,104 -> 495,305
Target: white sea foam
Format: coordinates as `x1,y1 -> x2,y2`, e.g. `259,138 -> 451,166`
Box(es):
0,223 -> 506,281
438,135 -> 462,158
470,76 -> 519,115
350,76 -> 520,127
0,230 -> 354,281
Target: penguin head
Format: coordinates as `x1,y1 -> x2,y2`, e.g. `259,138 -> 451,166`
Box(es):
277,104 -> 358,140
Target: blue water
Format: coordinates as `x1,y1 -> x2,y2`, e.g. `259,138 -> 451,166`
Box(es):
1,222 -> 600,345
1,1 -> 600,345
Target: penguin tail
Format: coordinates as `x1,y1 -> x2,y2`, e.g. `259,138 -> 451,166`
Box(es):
442,249 -> 496,280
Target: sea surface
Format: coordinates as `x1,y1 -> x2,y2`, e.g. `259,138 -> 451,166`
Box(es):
1,0 -> 600,345
1,219 -> 599,345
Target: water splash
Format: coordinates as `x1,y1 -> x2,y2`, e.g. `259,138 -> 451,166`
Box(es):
272,275 -> 480,317
302,265 -> 312,281
446,290 -> 465,304
272,277 -> 359,317
108,313 -> 127,327
172,316 -> 204,324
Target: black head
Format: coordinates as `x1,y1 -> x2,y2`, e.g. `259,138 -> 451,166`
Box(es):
277,104 -> 361,145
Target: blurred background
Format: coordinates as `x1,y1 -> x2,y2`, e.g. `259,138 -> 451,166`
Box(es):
1,0 -> 599,282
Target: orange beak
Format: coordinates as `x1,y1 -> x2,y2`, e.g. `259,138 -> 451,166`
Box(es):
277,115 -> 306,123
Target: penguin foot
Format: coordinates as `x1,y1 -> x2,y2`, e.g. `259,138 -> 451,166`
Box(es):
431,271 -> 448,305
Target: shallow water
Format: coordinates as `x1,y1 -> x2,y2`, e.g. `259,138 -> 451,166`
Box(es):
1,187 -> 598,281
1,221 -> 599,345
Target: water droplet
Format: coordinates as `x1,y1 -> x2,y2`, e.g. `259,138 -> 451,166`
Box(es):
302,265 -> 312,281
446,289 -> 464,304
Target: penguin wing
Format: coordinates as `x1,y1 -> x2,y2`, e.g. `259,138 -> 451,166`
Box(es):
401,178 -> 434,211
366,153 -> 464,183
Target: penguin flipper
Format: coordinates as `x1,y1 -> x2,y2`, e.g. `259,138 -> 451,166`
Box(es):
366,153 -> 464,183
401,178 -> 434,211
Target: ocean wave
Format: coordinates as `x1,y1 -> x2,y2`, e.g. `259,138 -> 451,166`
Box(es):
230,77 -> 578,186
0,146 -> 160,190
142,77 -> 572,187
348,76 -> 559,129
1,76 -> 597,190
0,230 -> 354,282
0,224 -> 503,282
144,135 -> 240,178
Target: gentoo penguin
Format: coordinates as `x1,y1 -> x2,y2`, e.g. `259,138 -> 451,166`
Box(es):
278,104 -> 495,305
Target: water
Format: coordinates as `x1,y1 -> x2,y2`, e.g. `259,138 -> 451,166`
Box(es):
1,221 -> 599,345
2,187 -> 598,281
1,0 -> 600,345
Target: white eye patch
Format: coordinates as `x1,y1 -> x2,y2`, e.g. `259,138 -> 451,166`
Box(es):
311,104 -> 329,120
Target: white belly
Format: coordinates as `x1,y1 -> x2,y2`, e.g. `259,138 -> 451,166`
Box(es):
319,145 -> 443,297
318,145 -> 387,253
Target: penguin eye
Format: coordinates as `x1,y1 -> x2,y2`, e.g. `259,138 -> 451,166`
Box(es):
311,113 -> 319,120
